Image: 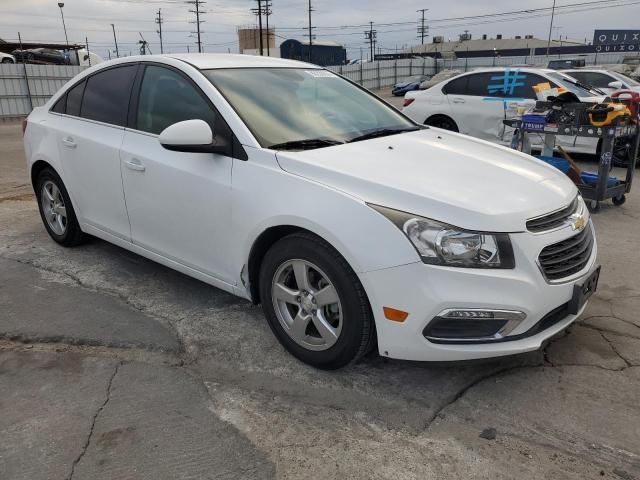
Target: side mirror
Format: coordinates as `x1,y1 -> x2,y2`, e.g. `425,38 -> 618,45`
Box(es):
158,119 -> 228,154
608,80 -> 624,90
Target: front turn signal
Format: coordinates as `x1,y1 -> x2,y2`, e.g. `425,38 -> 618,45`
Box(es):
383,307 -> 409,323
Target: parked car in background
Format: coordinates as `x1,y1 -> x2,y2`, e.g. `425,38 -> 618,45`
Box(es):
403,67 -> 604,154
547,58 -> 586,70
0,52 -> 16,64
12,48 -> 66,64
419,69 -> 461,90
392,75 -> 427,96
24,54 -> 598,369
561,68 -> 640,94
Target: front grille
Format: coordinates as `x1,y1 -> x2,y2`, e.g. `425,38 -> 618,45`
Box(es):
538,226 -> 594,281
526,197 -> 578,233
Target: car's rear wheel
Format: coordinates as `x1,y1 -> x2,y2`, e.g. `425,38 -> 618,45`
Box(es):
1,58 -> 13,64
35,167 -> 87,247
259,232 -> 375,369
425,115 -> 458,132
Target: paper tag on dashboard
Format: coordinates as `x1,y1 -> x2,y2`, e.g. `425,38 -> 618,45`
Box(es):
305,70 -> 337,78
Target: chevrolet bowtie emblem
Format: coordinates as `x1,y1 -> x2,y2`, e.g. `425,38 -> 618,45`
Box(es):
572,215 -> 586,231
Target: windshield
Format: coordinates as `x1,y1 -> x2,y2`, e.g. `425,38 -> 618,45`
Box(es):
203,68 -> 416,149
610,71 -> 639,87
547,72 -> 599,96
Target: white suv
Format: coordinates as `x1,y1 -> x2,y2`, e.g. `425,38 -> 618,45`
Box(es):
23,55 -> 599,369
403,67 -> 604,154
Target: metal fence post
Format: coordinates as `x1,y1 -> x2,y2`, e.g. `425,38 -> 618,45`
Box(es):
422,57 -> 425,76
394,59 -> 397,84
377,60 -> 381,89
18,32 -> 33,113
359,61 -> 363,86
409,60 -> 412,76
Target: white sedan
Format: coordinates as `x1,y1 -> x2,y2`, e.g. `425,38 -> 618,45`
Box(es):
23,55 -> 598,369
561,68 -> 640,95
0,52 -> 16,64
403,67 -> 604,154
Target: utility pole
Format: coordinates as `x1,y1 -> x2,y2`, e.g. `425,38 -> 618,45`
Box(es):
187,0 -> 206,53
85,36 -> 91,66
264,1 -> 272,56
417,8 -> 428,45
308,0 -> 313,63
251,0 -> 264,55
156,8 -> 164,54
364,22 -> 376,62
111,23 -> 119,58
546,0 -> 556,58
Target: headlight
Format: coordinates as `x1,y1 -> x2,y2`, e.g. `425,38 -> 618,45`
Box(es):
369,204 -> 515,268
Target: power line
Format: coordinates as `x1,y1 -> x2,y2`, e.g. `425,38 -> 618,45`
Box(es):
186,0 -> 205,53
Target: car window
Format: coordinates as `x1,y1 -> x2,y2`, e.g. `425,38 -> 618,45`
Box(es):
66,80 -> 86,117
80,65 -> 137,126
510,73 -> 549,99
570,71 -> 618,89
466,73 -> 496,96
51,93 -> 67,114
442,76 -> 469,95
136,65 -> 217,135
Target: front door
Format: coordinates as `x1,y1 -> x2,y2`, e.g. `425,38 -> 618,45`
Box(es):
119,64 -> 234,282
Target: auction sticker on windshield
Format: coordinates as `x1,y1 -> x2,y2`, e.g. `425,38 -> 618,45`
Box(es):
305,70 -> 337,78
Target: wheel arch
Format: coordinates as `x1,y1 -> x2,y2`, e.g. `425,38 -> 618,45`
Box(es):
31,159 -> 56,189
246,224 -> 364,306
425,114 -> 459,132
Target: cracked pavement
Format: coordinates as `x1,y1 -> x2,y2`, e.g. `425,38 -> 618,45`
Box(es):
1,120 -> 640,479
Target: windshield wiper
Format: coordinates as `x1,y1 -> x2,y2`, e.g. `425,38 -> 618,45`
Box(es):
347,127 -> 421,143
268,138 -> 345,151
564,78 -> 606,96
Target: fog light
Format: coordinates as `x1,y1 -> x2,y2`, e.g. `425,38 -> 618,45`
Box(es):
423,309 -> 526,343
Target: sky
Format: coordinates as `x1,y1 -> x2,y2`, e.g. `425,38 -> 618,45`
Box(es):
0,0 -> 637,59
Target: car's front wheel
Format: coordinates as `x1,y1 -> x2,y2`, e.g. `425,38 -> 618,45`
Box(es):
35,167 -> 87,247
259,232 -> 375,369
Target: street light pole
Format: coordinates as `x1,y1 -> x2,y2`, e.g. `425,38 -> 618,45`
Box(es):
57,2 -> 69,48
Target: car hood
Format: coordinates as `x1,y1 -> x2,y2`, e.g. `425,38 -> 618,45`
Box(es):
275,129 -> 577,232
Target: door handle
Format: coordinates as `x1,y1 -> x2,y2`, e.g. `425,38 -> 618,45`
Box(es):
61,137 -> 77,148
452,98 -> 466,104
124,158 -> 146,172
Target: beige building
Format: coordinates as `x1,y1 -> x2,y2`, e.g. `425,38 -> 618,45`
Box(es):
238,27 -> 276,55
406,34 -> 582,57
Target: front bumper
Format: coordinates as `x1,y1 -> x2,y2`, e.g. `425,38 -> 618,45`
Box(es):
359,223 -> 598,362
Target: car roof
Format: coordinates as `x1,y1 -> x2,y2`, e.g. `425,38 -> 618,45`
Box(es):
469,67 -> 557,74
559,68 -> 610,73
165,53 -> 318,70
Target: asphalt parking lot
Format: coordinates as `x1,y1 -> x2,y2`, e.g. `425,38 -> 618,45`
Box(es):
2,110 -> 640,479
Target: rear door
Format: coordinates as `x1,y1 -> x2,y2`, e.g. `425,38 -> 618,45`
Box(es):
53,64 -> 137,240
119,64 -> 235,282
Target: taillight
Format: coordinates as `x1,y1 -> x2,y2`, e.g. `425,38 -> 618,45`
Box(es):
21,118 -> 28,136
403,98 -> 415,108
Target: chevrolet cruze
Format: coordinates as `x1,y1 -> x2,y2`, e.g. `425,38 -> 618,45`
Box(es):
23,54 -> 599,369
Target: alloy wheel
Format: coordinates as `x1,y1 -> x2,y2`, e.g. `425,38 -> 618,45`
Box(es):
41,180 -> 67,235
271,259 -> 343,351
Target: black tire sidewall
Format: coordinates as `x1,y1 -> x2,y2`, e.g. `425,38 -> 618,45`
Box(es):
35,168 -> 82,245
259,234 -> 371,369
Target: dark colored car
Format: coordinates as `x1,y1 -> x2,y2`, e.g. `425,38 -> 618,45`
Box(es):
392,76 -> 427,96
11,48 -> 66,65
547,58 -> 586,70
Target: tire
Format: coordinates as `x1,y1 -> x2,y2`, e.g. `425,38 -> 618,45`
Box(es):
613,194 -> 626,206
1,58 -> 13,64
425,115 -> 458,132
259,232 -> 375,369
35,167 -> 87,247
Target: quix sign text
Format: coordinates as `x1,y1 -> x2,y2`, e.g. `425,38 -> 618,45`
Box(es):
593,29 -> 640,52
